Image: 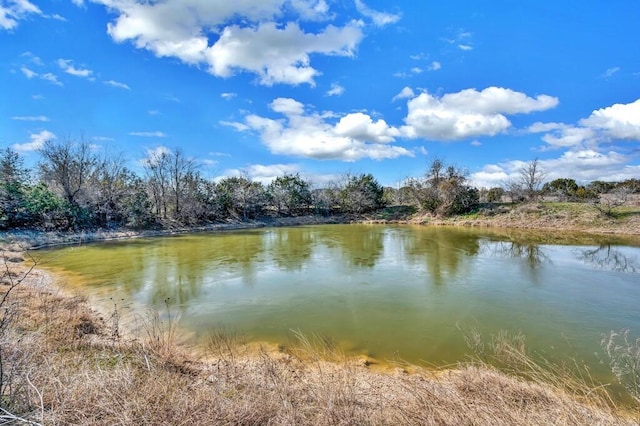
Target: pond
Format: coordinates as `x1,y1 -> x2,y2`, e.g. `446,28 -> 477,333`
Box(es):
37,224 -> 640,383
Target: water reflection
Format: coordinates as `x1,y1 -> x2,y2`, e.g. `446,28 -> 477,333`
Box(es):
575,244 -> 639,274
402,226 -> 480,285
322,225 -> 385,268
266,228 -> 314,271
37,224 -> 640,376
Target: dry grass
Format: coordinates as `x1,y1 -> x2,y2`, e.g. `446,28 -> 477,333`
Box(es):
0,257 -> 638,425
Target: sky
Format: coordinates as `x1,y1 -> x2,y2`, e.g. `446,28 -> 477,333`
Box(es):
1,0 -> 640,188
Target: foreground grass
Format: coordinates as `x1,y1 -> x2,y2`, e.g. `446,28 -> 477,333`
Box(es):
1,258 -> 637,425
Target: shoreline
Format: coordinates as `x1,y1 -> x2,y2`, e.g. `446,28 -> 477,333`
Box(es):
3,201 -> 640,254
1,208 -> 639,423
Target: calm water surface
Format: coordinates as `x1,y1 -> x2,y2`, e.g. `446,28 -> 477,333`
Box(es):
38,225 -> 640,378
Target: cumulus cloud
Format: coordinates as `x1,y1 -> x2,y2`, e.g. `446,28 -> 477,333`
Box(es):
326,82 -> 345,96
0,0 -> 42,30
334,112 -> 400,143
427,61 -> 441,71
205,21 -> 362,86
98,0 -> 364,86
221,92 -> 237,100
401,87 -> 559,140
354,0 -> 400,27
392,87 -> 414,102
12,130 -> 56,152
530,98 -> 640,149
57,59 -> 93,78
469,150 -> 636,189
580,98 -> 640,140
224,97 -> 411,161
139,145 -> 172,166
235,163 -> 304,184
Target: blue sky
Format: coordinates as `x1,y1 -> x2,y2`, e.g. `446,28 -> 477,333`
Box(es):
2,0 -> 639,188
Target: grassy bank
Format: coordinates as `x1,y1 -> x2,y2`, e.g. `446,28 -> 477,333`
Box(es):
416,201 -> 640,236
1,203 -> 640,424
0,258 -> 637,425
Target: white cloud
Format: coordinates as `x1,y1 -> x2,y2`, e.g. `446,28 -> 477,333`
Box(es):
221,92 -> 237,100
541,126 -> 596,148
392,86 -> 414,102
20,66 -> 37,78
140,145 -> 172,166
354,0 -> 400,27
427,61 -> 441,71
470,140 -> 481,147
458,44 -> 473,51
230,97 -> 412,161
219,120 -> 250,132
129,131 -> 167,137
334,112 -> 400,143
21,51 -> 42,65
602,67 -> 620,78
22,67 -> 63,86
104,80 -> 130,90
326,82 -> 345,96
470,149 -> 636,188
0,0 -> 42,30
57,58 -> 93,78
244,163 -> 303,184
12,130 -> 56,152
205,21 -> 362,86
530,98 -> 640,150
12,115 -> 50,122
99,0 -> 363,86
40,72 -> 63,86
580,98 -> 640,140
402,87 -> 559,140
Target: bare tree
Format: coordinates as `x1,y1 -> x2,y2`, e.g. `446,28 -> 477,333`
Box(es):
38,138 -> 98,208
519,158 -> 545,201
167,149 -> 197,218
592,186 -> 631,217
144,151 -> 170,219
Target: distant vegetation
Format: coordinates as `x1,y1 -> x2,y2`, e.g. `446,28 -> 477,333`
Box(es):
1,140 -> 639,231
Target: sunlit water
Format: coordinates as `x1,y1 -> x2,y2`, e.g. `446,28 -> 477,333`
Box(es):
38,225 -> 640,387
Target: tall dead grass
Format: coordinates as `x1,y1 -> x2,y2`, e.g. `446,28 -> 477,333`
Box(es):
1,257 -> 638,425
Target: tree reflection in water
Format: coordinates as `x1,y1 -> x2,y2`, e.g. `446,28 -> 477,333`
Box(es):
575,244 -> 639,274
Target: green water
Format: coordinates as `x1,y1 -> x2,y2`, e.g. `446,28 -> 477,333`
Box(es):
38,224 -> 640,379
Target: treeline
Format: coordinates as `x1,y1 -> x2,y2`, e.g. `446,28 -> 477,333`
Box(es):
0,141 -> 390,231
1,141 -> 638,231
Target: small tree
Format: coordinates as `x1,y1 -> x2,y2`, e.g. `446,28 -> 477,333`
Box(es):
407,158 -> 479,216
486,187 -> 505,203
542,178 -> 579,201
268,174 -> 312,216
0,148 -> 30,228
340,173 -> 385,214
215,176 -> 267,219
